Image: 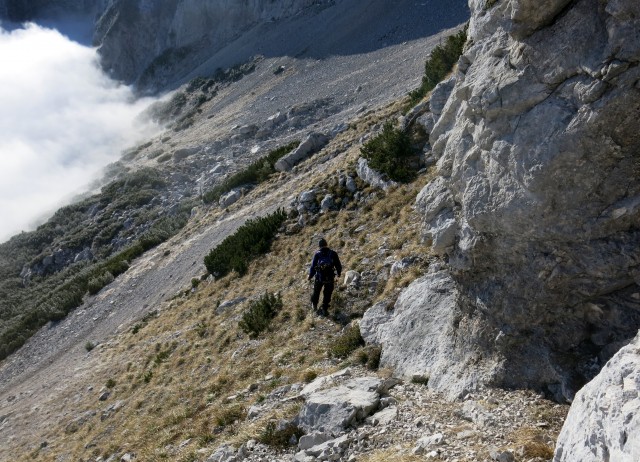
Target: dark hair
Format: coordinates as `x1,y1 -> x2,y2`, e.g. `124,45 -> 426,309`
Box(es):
318,238 -> 328,248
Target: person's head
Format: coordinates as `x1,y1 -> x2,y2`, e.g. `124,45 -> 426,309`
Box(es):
318,238 -> 328,248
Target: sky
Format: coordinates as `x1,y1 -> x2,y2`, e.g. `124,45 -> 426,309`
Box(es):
0,23 -> 161,243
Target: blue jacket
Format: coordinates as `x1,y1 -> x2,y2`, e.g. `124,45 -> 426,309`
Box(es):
308,247 -> 342,282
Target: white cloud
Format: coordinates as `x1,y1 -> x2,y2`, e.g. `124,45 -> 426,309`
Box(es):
0,23 -> 161,243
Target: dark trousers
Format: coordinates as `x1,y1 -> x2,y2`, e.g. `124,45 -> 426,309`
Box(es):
311,279 -> 334,311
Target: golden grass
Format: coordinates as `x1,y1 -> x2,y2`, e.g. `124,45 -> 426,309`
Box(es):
15,100 -> 435,461
511,426 -> 556,459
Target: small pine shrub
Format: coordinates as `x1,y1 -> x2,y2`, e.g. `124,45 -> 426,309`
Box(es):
143,370 -> 153,383
87,271 -> 115,295
258,421 -> 304,448
239,292 -> 283,337
85,341 -> 95,352
361,122 -> 416,183
105,378 -> 116,389
407,27 -> 467,108
329,325 -> 365,359
202,141 -> 299,204
204,209 -> 287,278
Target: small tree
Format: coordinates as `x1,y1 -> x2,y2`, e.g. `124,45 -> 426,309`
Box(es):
361,122 -> 416,183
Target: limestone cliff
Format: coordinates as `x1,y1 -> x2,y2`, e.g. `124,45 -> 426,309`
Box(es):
93,0 -> 333,88
366,0 -> 640,401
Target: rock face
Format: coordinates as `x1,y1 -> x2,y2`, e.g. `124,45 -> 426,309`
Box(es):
94,0 -> 332,87
554,332 -> 640,462
274,133 -> 329,172
373,0 -> 640,401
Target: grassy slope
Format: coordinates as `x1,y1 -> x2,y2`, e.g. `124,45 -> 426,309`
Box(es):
17,104 -> 567,462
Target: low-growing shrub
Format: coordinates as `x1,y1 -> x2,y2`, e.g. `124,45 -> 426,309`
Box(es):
356,345 -> 382,370
87,271 -> 115,295
361,122 -> 416,183
204,209 -> 287,278
85,341 -> 95,352
407,27 -> 467,108
301,369 -> 318,383
258,421 -> 304,448
239,292 -> 283,337
203,141 -> 299,204
329,325 -> 365,359
214,404 -> 245,427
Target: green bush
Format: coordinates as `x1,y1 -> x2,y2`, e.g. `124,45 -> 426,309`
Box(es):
329,325 -> 365,359
87,271 -> 114,295
407,27 -> 467,108
239,292 -> 283,337
360,122 -> 416,183
203,141 -> 299,204
204,209 -> 287,278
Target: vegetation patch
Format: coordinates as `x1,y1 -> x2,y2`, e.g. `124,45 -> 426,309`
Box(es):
239,292 -> 283,337
329,324 -> 365,359
406,27 -> 467,109
258,421 -> 304,448
0,167 -> 193,361
203,141 -> 299,204
204,209 -> 287,278
360,122 -> 416,183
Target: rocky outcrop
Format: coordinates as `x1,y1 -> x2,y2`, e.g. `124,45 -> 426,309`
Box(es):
274,133 -> 329,172
0,0 -> 106,22
94,0 -> 332,87
372,0 -> 640,401
554,332 -> 640,462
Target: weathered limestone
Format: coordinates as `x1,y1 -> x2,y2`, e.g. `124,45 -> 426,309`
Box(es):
295,377 -> 384,435
554,332 -> 640,462
376,0 -> 640,401
274,133 -> 329,172
355,158 -> 398,191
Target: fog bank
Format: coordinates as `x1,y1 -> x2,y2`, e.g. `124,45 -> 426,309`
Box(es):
0,23 -> 160,243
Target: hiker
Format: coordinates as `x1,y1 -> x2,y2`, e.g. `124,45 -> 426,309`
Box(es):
308,238 -> 342,316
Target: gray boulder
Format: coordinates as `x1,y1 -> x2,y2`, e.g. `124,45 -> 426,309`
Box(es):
345,176 -> 357,193
274,133 -> 329,172
355,157 -> 397,191
343,270 -> 360,286
219,190 -> 241,208
296,377 -> 384,436
554,332 -> 640,462
206,444 -> 238,462
320,195 -> 334,212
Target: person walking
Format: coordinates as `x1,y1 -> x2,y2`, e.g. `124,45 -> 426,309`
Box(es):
308,238 -> 342,317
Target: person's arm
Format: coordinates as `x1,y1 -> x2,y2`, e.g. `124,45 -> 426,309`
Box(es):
333,251 -> 342,277
308,253 -> 318,280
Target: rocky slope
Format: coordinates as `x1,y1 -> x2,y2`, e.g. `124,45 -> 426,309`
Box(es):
0,0 -> 470,91
1,0 -> 639,460
365,0 -> 640,403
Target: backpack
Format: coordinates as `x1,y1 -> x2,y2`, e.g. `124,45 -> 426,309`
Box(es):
315,251 -> 334,280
